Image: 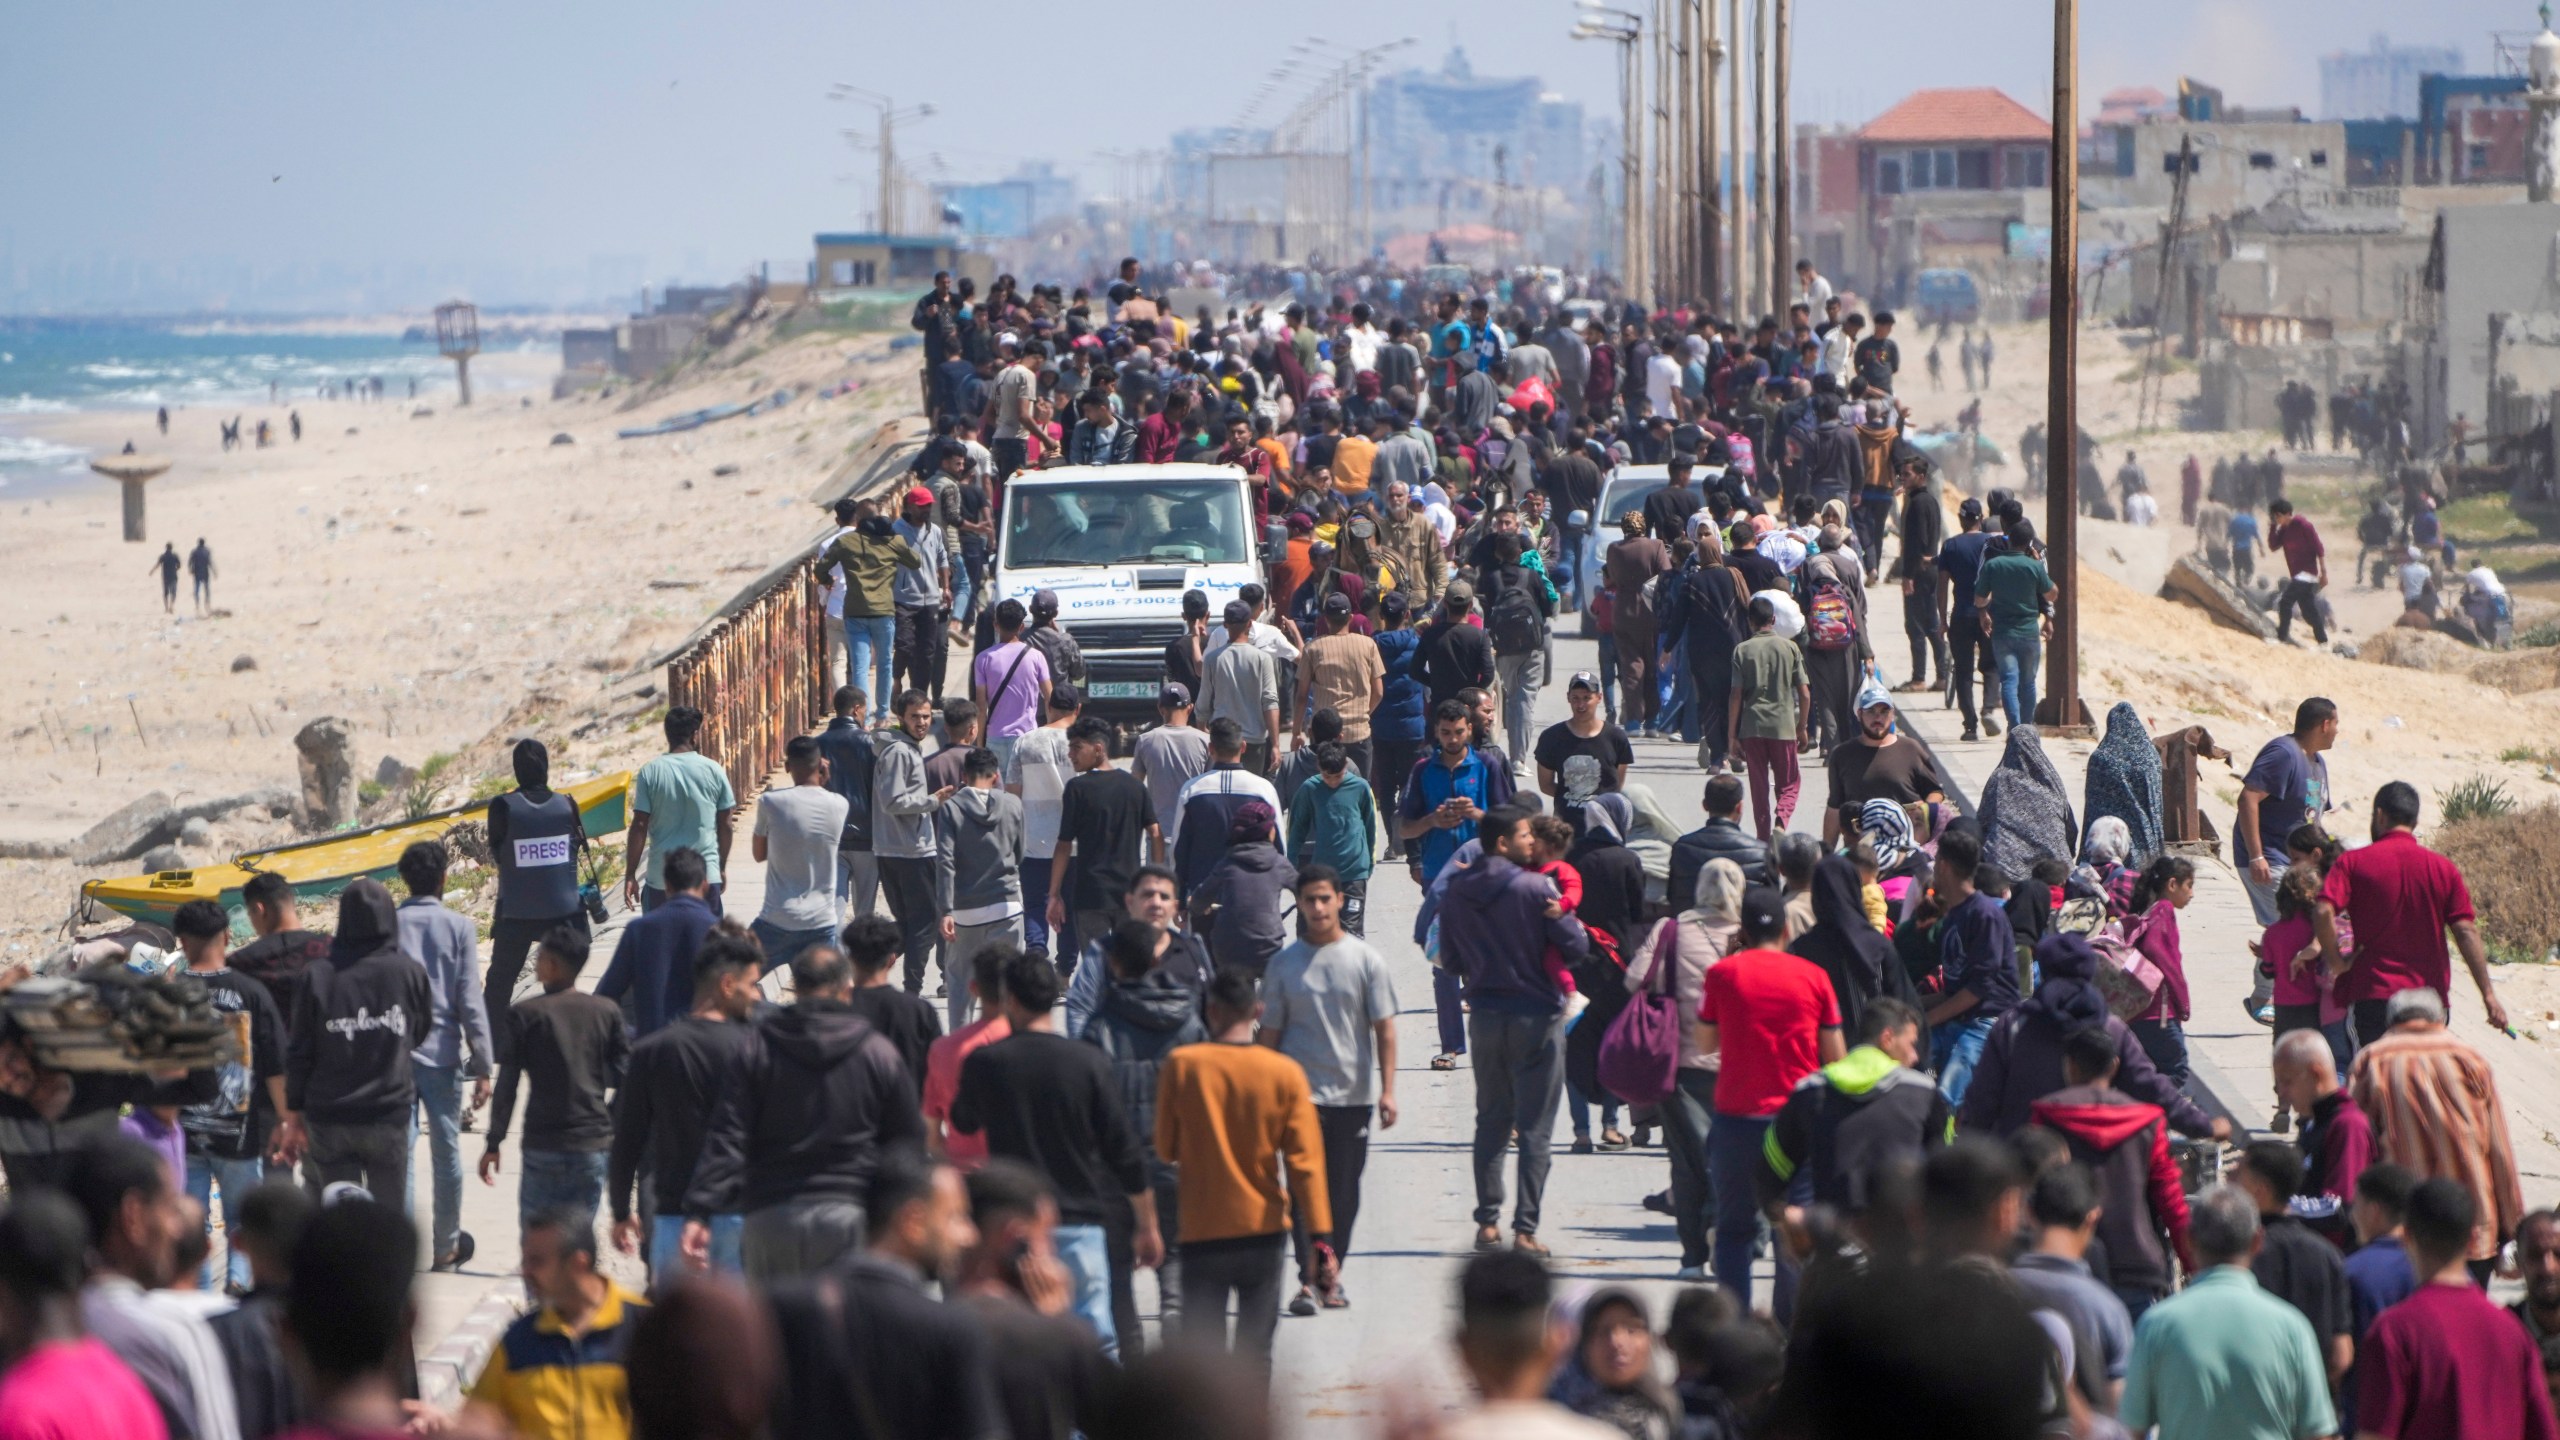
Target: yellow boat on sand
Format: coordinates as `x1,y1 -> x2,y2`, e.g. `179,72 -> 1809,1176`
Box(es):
80,773 -> 630,933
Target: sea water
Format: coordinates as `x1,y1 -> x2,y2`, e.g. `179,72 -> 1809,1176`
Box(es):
0,322 -> 466,494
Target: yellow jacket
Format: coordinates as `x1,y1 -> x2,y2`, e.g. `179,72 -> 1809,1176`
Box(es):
470,1281 -> 647,1440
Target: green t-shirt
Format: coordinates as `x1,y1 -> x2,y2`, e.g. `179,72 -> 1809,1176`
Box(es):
1977,552 -> 2054,638
1729,633 -> 1807,740
632,750 -> 738,888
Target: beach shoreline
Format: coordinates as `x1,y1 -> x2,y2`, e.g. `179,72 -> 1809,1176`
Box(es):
0,319 -> 906,955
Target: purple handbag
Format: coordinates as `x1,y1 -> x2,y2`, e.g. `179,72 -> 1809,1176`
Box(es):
1597,920 -> 1684,1107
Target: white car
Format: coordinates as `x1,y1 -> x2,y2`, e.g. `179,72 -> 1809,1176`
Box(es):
1573,463 -> 1726,635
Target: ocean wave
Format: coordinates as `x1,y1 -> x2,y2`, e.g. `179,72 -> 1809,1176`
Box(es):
0,394 -> 76,414
0,434 -> 89,467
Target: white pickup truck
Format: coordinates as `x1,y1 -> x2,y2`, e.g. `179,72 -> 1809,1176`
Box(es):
986,462 -> 1279,726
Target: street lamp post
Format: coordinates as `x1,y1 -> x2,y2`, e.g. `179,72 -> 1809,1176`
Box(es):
830,85 -> 934,233
2043,0 -> 2084,730
1575,4 -> 1646,299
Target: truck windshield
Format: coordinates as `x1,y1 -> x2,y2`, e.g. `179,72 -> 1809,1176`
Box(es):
1003,480 -> 1251,568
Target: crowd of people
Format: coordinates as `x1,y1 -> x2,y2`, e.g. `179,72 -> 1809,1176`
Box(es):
1,253 -> 2553,1440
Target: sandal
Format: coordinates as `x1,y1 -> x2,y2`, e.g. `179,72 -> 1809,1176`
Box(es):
1474,1226 -> 1506,1252
1598,1129 -> 1632,1152
1288,1288 -> 1319,1317
1430,1053 -> 1460,1072
1513,1232 -> 1551,1258
1321,1285 -> 1351,1309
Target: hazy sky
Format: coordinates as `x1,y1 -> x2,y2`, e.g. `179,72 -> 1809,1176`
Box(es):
0,0 -> 2522,299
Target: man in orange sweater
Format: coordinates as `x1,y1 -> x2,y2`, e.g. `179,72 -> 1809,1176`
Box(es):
1155,966 -> 1331,1377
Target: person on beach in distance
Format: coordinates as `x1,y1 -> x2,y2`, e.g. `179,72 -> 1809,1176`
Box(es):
187,539 -> 215,614
152,542 -> 181,614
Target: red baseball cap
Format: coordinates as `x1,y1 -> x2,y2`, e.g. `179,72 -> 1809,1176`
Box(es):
904,485 -> 934,507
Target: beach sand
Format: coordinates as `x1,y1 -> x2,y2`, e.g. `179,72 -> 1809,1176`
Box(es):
0,320 -> 913,956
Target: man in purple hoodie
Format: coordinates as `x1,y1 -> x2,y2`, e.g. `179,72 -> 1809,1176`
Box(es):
1438,804 -> 1590,1256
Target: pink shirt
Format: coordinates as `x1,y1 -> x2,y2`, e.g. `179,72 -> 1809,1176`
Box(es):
0,1339 -> 167,1440
922,1015 -> 1012,1168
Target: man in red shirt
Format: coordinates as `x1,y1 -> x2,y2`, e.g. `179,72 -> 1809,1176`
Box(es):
2316,780 -> 2508,1045
1135,388 -> 1194,464
2268,497 -> 2329,646
1696,884 -> 1844,1317
2358,1177 -> 2560,1440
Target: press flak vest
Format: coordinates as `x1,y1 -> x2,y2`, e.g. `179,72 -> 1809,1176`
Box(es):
492,790 -> 581,921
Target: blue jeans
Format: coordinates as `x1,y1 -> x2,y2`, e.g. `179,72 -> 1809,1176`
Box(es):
2131,1017 -> 2189,1087
750,918 -> 839,977
1433,967 -> 1468,1056
1567,1080 -> 1621,1137
1055,1222 -> 1119,1360
1019,855 -> 1055,956
1988,629 -> 2040,729
1709,1112 -> 1802,1315
519,1149 -> 609,1238
411,1063 -> 466,1260
845,614 -> 897,710
185,1151 -> 265,1291
1933,1013 -> 1999,1105
650,1212 -> 744,1285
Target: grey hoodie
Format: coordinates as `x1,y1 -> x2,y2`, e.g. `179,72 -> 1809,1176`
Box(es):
870,726 -> 940,859
936,786 -> 1023,912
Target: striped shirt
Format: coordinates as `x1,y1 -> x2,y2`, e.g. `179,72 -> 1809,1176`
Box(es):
2348,1023 -> 2522,1261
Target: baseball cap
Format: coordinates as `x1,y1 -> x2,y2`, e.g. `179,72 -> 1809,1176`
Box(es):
1158,682 -> 1192,707
1857,677 -> 1896,712
1959,496 -> 1985,520
904,484 -> 935,507
1223,600 -> 1256,626
1031,589 -> 1060,616
1048,682 -> 1084,712
1443,578 -> 1476,605
1738,885 -> 1787,937
1568,670 -> 1602,693
1321,591 -> 1352,616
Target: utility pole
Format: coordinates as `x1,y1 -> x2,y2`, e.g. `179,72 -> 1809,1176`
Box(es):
1700,0 -> 1721,307
1749,0 -> 1767,317
1769,0 -> 1792,311
830,85 -> 932,235
1575,8 -> 1646,298
1653,0 -> 1673,307
1674,0 -> 1693,298
2044,0 -> 2084,731
1728,0 -> 1745,316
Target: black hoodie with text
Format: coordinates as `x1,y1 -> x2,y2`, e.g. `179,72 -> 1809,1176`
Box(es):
683,997 -> 922,1216
286,878 -> 433,1125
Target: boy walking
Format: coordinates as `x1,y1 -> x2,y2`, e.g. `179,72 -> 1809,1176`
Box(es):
481,927 -> 628,1243
1727,596 -> 1809,840
1285,744 -> 1378,936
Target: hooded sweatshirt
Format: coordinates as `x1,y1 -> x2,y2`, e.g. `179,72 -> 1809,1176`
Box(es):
286,879 -> 433,1124
683,998 -> 923,1215
936,786 -> 1023,914
1755,1045 -> 1953,1212
2028,1082 -> 2195,1296
1083,968 -> 1209,1180
870,726 -> 941,859
1958,932 -> 2216,1140
1186,841 -> 1299,977
1441,853 -> 1590,1014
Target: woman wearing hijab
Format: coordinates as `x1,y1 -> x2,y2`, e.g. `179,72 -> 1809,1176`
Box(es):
2067,815 -> 2140,916
1953,931 -> 2227,1143
1798,531 -> 1871,752
1549,1288 -> 1679,1440
2081,702 -> 2164,868
2463,564 -> 2512,646
1976,725 -> 2076,882
1787,855 -> 1916,1042
1565,794 -> 1651,1152
1629,858 -> 1745,1280
1857,797 -> 1929,910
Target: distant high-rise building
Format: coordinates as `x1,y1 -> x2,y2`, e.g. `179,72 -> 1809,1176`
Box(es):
2321,34 -> 2463,121
934,161 -> 1080,240
1369,47 -> 1583,192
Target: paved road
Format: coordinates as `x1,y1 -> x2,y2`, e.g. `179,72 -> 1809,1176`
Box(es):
1248,628 -> 1832,1436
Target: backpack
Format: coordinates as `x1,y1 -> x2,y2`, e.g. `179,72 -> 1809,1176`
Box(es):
1486,568 -> 1546,656
2087,912 -> 2163,1021
1596,920 -> 1685,1107
1805,573 -> 1859,651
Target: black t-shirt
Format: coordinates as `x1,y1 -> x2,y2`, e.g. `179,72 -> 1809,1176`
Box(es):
951,1030 -> 1148,1226
842,985 -> 944,1088
1057,769 -> 1153,911
230,929 -> 330,1033
1642,486 -> 1702,544
1534,722 -> 1634,795
1730,549 -> 1787,594
179,968 -> 286,1161
2252,1213 -> 2353,1349
1853,335 -> 1901,385
1302,432 -> 1341,474
1824,737 -> 1943,835
1163,631 -> 1204,700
